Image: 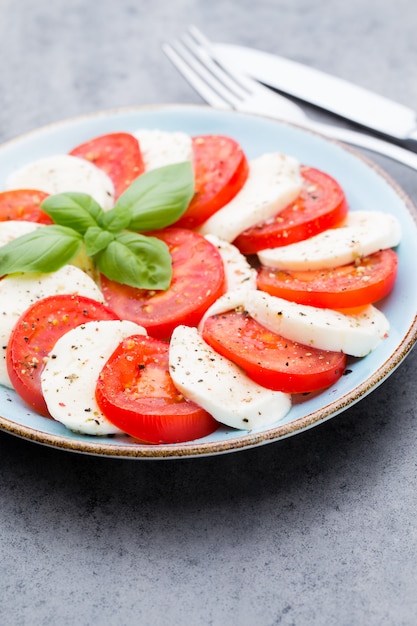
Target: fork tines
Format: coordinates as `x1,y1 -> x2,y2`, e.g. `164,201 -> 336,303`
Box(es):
163,26 -> 253,111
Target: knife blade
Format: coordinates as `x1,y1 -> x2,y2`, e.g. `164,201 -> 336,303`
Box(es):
214,43 -> 417,144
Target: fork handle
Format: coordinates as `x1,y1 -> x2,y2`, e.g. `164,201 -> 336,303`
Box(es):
300,118 -> 417,171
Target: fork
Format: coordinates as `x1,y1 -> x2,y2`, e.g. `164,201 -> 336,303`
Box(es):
163,26 -> 417,172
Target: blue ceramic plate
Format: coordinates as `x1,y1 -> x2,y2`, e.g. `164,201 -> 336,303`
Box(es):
0,105 -> 416,459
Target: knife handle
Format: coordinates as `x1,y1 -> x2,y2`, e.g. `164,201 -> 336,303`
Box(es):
403,128 -> 417,154
304,119 -> 417,172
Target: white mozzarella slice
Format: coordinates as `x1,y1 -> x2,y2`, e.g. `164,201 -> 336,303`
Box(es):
5,155 -> 114,210
258,210 -> 401,270
204,234 -> 257,291
0,220 -> 43,246
169,325 -> 291,431
0,265 -> 104,388
245,290 -> 389,357
41,320 -> 146,436
198,152 -> 302,242
133,129 -> 192,170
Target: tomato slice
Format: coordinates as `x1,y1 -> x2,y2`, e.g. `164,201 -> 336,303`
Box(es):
0,189 -> 52,224
233,166 -> 348,254
175,135 -> 249,229
95,334 -> 218,443
202,310 -> 346,394
7,294 -> 119,416
69,132 -> 145,200
257,248 -> 398,309
100,228 -> 226,340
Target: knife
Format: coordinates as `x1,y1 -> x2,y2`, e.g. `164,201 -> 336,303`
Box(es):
214,43 -> 417,147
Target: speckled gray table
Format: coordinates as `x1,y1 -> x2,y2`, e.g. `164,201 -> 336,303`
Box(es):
1,1 -> 417,624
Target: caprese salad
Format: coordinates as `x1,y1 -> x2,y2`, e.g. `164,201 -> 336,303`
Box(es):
0,128 -> 401,444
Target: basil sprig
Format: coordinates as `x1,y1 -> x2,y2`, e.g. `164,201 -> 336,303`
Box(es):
0,161 -> 194,290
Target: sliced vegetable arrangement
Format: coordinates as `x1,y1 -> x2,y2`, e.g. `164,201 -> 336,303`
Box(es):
0,128 -> 401,444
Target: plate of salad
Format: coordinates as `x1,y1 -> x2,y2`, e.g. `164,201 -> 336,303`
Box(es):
0,104 -> 416,459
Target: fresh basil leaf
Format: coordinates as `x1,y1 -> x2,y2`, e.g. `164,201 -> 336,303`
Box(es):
84,227 -> 115,257
98,204 -> 132,233
41,192 -> 104,234
0,225 -> 83,275
94,231 -> 172,290
115,161 -> 195,231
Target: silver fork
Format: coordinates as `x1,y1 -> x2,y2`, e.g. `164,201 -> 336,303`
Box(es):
163,26 -> 417,172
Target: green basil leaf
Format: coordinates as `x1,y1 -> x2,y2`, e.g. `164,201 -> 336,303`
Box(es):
94,231 -> 172,290
84,227 -> 115,257
98,204 -> 132,233
0,225 -> 83,275
115,161 -> 195,231
41,192 -> 104,234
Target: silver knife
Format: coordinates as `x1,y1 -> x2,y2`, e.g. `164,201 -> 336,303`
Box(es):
214,43 -> 417,147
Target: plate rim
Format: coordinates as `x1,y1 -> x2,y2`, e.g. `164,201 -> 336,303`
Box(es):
1,103 -> 416,459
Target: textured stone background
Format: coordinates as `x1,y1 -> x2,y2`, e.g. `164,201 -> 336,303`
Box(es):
1,1 -> 417,624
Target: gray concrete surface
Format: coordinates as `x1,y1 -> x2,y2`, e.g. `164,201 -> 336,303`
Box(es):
1,1 -> 417,624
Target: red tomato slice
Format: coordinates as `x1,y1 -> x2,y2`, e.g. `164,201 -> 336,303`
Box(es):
257,248 -> 398,309
202,310 -> 347,394
69,132 -> 145,200
175,135 -> 249,229
0,189 -> 52,224
95,334 -> 218,444
7,294 -> 119,416
233,166 -> 348,254
100,228 -> 226,340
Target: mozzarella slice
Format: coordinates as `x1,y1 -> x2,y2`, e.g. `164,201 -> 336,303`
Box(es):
258,210 -> 401,270
245,290 -> 389,357
41,320 -> 146,436
0,265 -> 104,388
204,234 -> 257,291
198,152 -> 302,242
0,220 -> 43,246
169,325 -> 291,431
133,129 -> 192,170
5,155 -> 114,210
